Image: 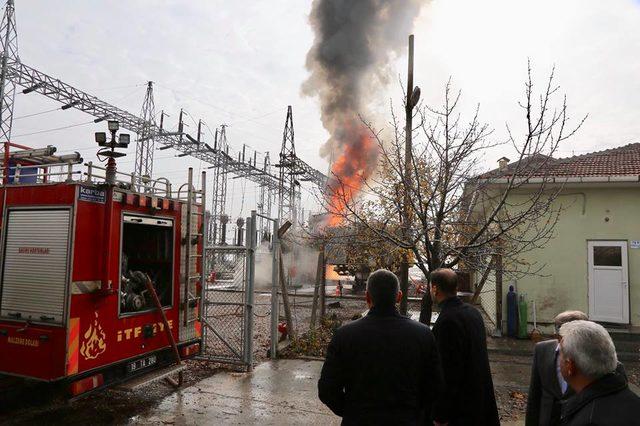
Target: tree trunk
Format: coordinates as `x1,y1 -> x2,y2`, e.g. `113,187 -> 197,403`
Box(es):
471,256 -> 496,304
278,251 -> 295,339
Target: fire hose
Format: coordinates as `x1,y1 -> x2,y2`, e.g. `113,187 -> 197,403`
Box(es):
143,273 -> 183,387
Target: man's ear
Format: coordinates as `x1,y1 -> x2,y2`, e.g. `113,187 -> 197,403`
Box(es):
365,290 -> 372,307
396,290 -> 403,303
565,358 -> 576,378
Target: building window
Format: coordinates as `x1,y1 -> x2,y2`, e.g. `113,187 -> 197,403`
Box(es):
593,246 -> 622,267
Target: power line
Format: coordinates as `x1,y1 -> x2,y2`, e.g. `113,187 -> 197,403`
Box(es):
14,106 -> 61,120
154,82 -> 283,127
11,120 -> 95,138
92,83 -> 147,92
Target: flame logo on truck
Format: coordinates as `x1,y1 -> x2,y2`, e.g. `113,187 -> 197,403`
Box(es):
80,312 -> 107,360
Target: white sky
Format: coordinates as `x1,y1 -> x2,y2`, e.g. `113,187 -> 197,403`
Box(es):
7,0 -> 640,221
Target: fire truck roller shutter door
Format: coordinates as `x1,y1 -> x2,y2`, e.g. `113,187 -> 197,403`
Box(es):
0,209 -> 71,324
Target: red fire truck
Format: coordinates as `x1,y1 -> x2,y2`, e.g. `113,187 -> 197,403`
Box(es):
0,142 -> 205,397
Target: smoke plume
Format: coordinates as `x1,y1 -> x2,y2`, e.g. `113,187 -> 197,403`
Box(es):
303,0 -> 425,225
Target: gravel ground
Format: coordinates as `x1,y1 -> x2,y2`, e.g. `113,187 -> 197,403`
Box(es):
495,387 -> 528,422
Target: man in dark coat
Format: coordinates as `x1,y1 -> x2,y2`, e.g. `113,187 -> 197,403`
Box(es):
318,269 -> 444,425
526,310 -> 589,426
430,268 -> 499,426
418,285 -> 432,326
558,320 -> 640,425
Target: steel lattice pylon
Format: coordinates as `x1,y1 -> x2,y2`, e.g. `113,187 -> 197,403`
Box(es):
276,106 -> 328,227
209,125 -> 229,245
0,0 -> 18,152
134,81 -> 156,183
257,152 -> 273,239
277,105 -> 299,225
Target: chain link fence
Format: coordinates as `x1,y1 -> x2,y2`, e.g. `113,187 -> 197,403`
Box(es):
202,247 -> 250,366
473,264 -> 503,336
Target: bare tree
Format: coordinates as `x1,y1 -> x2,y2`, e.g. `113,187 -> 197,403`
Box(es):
321,63 -> 586,301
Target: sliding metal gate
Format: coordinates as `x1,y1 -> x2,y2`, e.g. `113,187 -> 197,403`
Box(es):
201,213 -> 255,368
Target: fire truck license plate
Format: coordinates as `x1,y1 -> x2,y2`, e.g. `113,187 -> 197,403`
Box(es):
127,355 -> 157,373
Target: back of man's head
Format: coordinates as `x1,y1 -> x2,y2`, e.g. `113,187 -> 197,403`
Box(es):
430,268 -> 457,296
366,269 -> 399,309
559,320 -> 617,380
554,310 -> 588,334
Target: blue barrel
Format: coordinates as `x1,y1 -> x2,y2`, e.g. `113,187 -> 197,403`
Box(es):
506,285 -> 518,337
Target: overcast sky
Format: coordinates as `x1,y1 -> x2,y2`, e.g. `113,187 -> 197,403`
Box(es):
7,0 -> 640,220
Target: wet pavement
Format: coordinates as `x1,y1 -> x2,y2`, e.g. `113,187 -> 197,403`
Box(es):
130,359 -> 338,425
3,355 -> 637,425
130,357 -> 535,425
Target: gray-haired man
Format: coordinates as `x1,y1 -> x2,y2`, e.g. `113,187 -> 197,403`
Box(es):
559,320 -> 640,425
526,310 -> 588,426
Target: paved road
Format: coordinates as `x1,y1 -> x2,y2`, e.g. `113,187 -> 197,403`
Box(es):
132,357 -> 539,425
2,350 -> 635,425
132,360 -> 338,425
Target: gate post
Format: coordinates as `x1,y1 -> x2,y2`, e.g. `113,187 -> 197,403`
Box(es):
243,210 -> 257,370
270,219 -> 280,360
495,253 -> 504,336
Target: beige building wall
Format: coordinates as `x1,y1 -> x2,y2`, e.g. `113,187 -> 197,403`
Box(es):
501,186 -> 640,330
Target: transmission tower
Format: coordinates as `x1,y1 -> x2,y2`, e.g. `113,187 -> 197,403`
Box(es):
277,105 -> 300,226
0,0 -> 18,153
257,152 -> 273,240
209,124 -> 229,245
134,81 -> 156,182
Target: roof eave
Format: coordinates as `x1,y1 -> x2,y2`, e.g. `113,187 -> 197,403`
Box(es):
476,175 -> 640,185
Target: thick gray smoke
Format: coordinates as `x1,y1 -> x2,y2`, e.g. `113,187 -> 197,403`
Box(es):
303,0 -> 425,222
303,0 -> 425,156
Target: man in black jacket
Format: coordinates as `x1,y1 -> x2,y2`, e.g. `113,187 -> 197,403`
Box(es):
318,269 -> 444,425
430,268 -> 499,426
526,310 -> 588,426
559,320 -> 640,425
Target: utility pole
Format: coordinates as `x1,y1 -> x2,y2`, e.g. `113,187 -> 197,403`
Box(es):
400,35 -> 420,315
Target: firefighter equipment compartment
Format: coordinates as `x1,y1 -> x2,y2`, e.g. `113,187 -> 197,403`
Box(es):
1,208 -> 71,324
120,215 -> 174,314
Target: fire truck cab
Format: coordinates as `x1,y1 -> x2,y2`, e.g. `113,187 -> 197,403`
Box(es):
0,143 -> 205,397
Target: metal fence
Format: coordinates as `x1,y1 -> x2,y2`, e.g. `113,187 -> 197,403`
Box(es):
201,214 -> 256,368
477,270 -> 498,330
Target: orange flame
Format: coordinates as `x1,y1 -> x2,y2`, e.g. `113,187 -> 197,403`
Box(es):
325,120 -> 378,227
80,312 -> 107,360
325,264 -> 342,280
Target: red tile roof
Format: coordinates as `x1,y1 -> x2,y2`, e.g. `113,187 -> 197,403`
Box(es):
480,143 -> 640,178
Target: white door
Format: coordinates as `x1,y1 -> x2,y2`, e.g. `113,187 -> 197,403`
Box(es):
588,241 -> 629,324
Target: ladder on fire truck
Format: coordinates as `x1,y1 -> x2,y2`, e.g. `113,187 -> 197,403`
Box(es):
180,168 -> 206,342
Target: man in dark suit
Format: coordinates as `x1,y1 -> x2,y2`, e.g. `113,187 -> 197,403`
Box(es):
318,269 -> 444,425
526,310 -> 588,426
430,268 -> 499,426
558,320 -> 640,425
